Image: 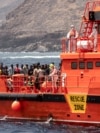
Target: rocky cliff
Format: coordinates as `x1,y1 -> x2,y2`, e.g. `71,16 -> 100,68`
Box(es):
0,0 -> 87,52
0,0 -> 24,26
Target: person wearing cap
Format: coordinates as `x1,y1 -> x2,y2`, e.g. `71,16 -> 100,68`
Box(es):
67,25 -> 78,52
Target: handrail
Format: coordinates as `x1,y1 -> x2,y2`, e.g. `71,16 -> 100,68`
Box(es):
4,75 -> 100,93
61,37 -> 95,53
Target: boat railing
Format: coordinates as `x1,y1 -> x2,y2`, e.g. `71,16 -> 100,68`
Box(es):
61,37 -> 94,53
11,74 -> 66,93
79,0 -> 100,36
0,74 -> 99,93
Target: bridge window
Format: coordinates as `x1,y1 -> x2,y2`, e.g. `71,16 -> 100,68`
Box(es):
79,62 -> 85,69
87,62 -> 93,69
71,62 -> 77,69
95,61 -> 100,67
89,11 -> 100,21
71,61 -> 93,69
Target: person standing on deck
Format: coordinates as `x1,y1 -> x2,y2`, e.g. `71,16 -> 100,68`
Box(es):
89,25 -> 98,52
14,64 -> 21,74
49,63 -> 58,92
8,64 -> 14,76
67,25 -> 78,52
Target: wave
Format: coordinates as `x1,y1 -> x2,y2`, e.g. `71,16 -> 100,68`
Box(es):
0,52 -> 60,66
1,55 -> 60,59
0,52 -> 60,59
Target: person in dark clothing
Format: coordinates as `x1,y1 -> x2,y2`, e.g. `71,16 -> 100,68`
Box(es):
14,64 -> 20,74
34,75 -> 40,90
28,65 -> 33,76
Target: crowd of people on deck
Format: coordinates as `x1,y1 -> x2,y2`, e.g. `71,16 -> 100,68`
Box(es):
0,62 -> 61,92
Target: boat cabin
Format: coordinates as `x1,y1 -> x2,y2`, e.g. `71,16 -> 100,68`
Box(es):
60,1 -> 100,93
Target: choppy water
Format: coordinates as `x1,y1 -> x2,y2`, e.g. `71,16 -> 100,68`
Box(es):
0,52 -> 99,133
0,121 -> 100,133
0,52 -> 60,67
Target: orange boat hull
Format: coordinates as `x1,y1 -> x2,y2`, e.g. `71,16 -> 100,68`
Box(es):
0,93 -> 99,127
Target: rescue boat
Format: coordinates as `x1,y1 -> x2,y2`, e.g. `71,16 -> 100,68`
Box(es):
0,0 -> 100,127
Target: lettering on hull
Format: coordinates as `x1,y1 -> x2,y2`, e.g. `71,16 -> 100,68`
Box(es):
65,94 -> 87,113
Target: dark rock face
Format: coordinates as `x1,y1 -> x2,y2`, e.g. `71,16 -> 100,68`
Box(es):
0,0 -> 87,52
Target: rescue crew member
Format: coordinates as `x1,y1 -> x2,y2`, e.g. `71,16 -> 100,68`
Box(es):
67,25 -> 78,52
89,25 -> 98,52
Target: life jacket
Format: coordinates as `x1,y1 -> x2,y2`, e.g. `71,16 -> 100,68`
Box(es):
70,29 -> 76,37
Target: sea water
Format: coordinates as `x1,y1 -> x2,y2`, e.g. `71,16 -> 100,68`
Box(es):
0,52 -> 99,133
0,52 -> 60,67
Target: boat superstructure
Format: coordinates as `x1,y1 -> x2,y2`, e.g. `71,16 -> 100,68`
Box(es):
60,0 -> 100,126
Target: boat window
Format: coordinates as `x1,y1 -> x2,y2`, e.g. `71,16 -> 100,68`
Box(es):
89,11 -> 100,21
71,62 -> 77,69
95,61 -> 100,67
79,62 -> 85,69
87,62 -> 93,69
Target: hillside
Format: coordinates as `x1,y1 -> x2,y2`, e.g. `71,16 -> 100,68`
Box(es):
0,0 -> 87,52
0,0 -> 24,25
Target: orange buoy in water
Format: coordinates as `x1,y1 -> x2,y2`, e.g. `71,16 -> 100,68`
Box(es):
11,100 -> 21,111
